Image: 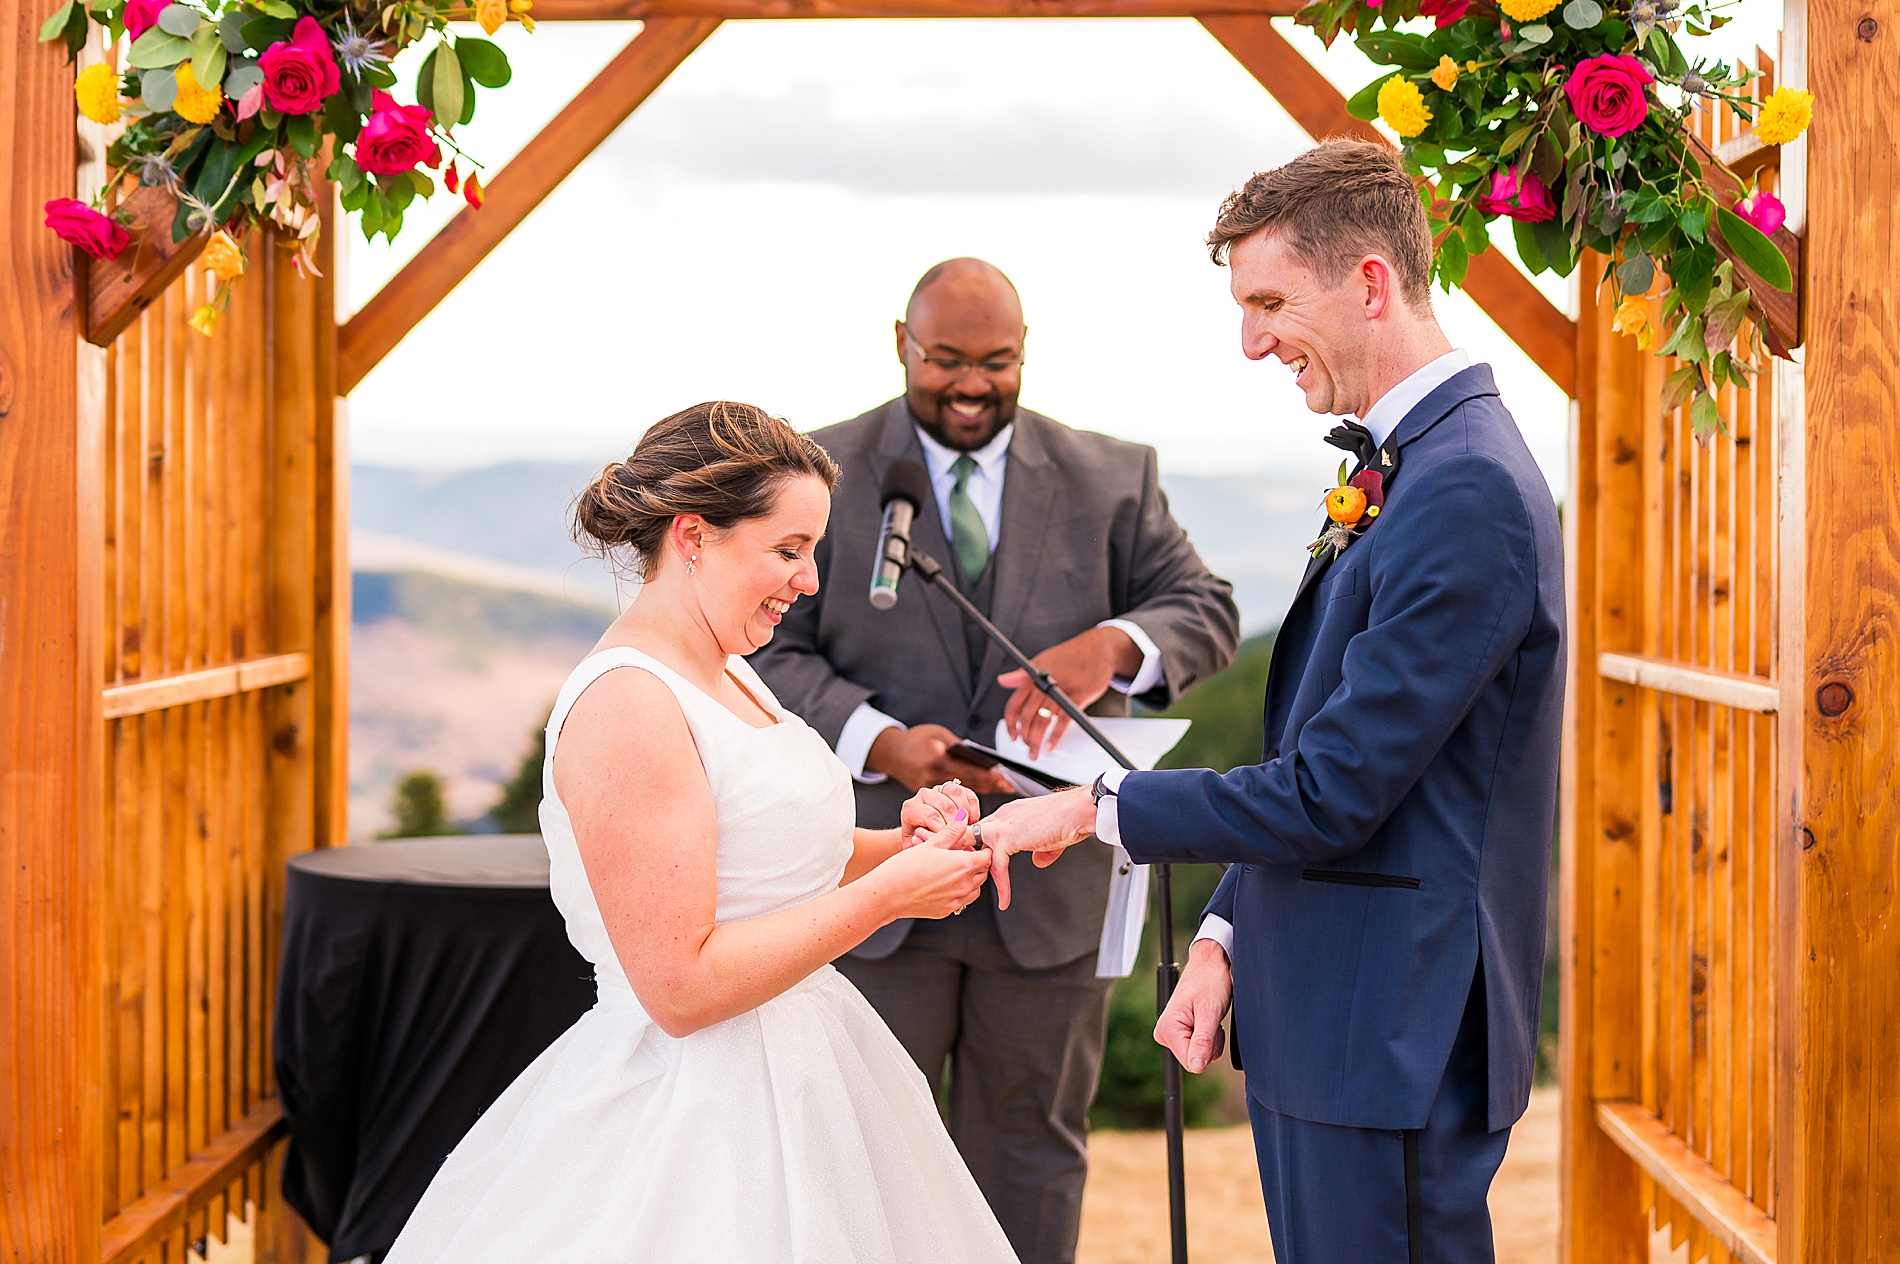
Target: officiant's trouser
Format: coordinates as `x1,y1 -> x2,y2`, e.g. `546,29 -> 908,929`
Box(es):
1249,968 -> 1511,1264
837,889 -> 1114,1264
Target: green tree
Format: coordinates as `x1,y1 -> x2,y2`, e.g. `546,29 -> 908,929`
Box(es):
381,770 -> 461,838
490,719 -> 548,834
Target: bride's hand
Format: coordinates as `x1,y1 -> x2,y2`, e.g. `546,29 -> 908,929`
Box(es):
878,843 -> 991,921
900,781 -> 983,850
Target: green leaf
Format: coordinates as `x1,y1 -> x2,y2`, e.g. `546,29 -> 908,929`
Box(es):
1517,22 -> 1554,45
191,135 -> 242,215
1563,0 -> 1603,26
1678,205 -> 1707,243
359,191 -> 384,240
1498,122 -> 1536,158
341,68 -> 372,114
252,0 -> 295,16
1702,288 -> 1753,351
217,9 -> 246,50
430,41 -> 463,130
240,14 -> 293,49
38,1 -> 76,44
1616,252 -> 1654,295
128,27 -> 192,67
409,169 -> 435,199
225,59 -> 263,97
1714,205 -> 1794,292
454,36 -> 510,88
323,90 -> 361,143
1689,391 -> 1724,442
1513,217 -> 1548,275
1531,216 -> 1577,277
415,45 -> 437,115
382,172 -> 415,213
139,64 -> 178,110
1437,230 -> 1470,288
1659,365 -> 1701,412
286,111 -> 318,158
58,0 -> 87,54
1355,32 -> 1435,69
190,34 -> 226,92
156,3 -> 199,36
1345,75 -> 1385,122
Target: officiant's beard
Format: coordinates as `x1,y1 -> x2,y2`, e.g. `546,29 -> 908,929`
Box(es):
908,388 -> 1018,452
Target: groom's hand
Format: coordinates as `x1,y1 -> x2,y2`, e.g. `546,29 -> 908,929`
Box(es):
1156,939 -> 1232,1074
869,724 -> 1015,795
974,787 -> 1097,910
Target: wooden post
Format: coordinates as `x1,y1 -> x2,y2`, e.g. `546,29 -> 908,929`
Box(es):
1792,0 -> 1900,1259
0,1 -> 102,1259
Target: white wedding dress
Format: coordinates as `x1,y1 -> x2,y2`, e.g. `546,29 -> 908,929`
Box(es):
385,648 -> 1020,1264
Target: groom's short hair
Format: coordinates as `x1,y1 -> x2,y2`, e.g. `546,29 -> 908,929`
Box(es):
1207,139 -> 1433,306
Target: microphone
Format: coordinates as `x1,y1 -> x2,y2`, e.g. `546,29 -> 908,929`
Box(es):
869,459 -> 931,610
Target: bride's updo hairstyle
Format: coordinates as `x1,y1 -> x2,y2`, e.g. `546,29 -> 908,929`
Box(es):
574,401 -> 840,579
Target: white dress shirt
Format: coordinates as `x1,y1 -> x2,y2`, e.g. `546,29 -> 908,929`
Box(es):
1096,350 -> 1477,961
833,418 -> 1164,783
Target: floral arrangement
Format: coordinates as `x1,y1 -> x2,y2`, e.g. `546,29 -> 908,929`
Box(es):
1312,462 -> 1386,558
1300,0 -> 1814,440
40,0 -> 530,333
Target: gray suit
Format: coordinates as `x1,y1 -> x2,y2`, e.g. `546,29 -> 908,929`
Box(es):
752,398 -> 1237,1263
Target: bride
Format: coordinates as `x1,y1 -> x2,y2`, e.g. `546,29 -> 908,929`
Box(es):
386,401 -> 1020,1263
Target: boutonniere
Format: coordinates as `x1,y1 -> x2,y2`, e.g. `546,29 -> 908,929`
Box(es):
1309,461 -> 1386,559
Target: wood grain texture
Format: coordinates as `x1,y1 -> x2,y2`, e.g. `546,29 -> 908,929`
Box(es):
1793,0 -> 1900,1258
1597,653 -> 1779,713
337,17 -> 720,393
84,184 -> 207,348
1597,1100 -> 1777,1264
98,1101 -> 286,1264
0,0 -> 102,1257
1196,15 -> 1578,397
100,652 -> 312,718
536,0 -> 1301,13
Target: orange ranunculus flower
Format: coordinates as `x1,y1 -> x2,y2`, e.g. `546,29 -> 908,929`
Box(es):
203,230 -> 245,281
1326,485 -> 1368,525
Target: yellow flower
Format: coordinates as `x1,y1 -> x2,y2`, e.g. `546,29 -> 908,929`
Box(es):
1377,75 -> 1432,138
75,63 -> 122,124
1754,86 -> 1814,146
1611,297 -> 1653,350
508,0 -> 532,10
188,304 -> 219,336
202,230 -> 245,281
1465,59 -> 1479,72
1325,485 -> 1369,526
1498,0 -> 1559,19
475,0 -> 506,33
172,63 -> 224,124
1431,55 -> 1459,91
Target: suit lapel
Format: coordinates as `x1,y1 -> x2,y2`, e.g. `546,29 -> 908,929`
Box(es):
871,401 -> 973,703
977,414 -> 1056,690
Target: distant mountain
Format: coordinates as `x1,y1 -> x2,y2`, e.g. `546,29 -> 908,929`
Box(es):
351,461 -> 1321,633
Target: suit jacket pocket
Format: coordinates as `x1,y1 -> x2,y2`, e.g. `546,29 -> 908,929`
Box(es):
1301,867 -> 1421,890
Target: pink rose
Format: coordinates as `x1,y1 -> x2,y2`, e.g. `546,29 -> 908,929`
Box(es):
1477,166 -> 1555,223
354,90 -> 440,176
1419,0 -> 1473,25
44,198 -> 129,260
1735,189 -> 1786,236
259,16 -> 341,116
123,0 -> 166,41
1564,54 -> 1654,138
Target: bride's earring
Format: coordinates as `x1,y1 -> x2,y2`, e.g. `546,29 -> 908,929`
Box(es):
686,555 -> 699,576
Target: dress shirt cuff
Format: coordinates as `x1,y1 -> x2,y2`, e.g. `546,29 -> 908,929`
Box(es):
1100,619 -> 1164,695
836,703 -> 905,785
1092,767 -> 1132,845
1193,915 -> 1235,961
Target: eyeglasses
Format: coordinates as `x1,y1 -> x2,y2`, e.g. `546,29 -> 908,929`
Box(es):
907,348 -> 1024,378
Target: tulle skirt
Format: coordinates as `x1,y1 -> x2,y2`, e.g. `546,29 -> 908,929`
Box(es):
384,965 -> 1020,1263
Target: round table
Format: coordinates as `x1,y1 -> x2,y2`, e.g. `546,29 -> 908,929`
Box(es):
274,836 -> 596,1260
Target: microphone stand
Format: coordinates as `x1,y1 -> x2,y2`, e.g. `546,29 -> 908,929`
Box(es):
903,546 -> 1191,1264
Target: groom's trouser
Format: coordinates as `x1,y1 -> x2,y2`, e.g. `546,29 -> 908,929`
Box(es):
836,890 -> 1114,1264
1250,969 -> 1510,1264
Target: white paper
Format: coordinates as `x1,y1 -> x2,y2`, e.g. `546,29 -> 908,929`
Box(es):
988,717 -> 1190,978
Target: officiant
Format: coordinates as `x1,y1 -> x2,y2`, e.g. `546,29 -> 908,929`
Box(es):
751,258 -> 1238,1264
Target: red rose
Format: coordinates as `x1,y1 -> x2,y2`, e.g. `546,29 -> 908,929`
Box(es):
1564,54 -> 1654,138
354,89 -> 440,176
259,16 -> 341,116
123,0 -> 166,40
44,198 -> 129,260
1477,166 -> 1555,223
1419,0 -> 1473,25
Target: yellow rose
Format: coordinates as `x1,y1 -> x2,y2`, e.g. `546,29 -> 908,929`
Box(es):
1754,86 -> 1814,146
202,230 -> 245,281
1499,0 -> 1559,19
1431,56 -> 1459,91
172,63 -> 224,125
1611,297 -> 1653,350
476,0 -> 506,34
1376,75 -> 1433,139
188,304 -> 219,337
75,63 -> 122,125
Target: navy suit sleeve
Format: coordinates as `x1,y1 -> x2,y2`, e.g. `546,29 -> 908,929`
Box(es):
1204,863 -> 1239,924
1116,451 -> 1539,868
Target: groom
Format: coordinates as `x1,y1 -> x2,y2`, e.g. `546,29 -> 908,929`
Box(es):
982,139 -> 1565,1263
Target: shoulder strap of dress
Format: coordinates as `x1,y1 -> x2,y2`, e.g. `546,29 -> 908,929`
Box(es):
545,647 -> 698,753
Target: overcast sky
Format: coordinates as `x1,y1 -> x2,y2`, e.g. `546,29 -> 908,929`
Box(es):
340,9 -> 1785,490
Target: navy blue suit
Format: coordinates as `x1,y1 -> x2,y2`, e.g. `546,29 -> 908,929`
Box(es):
1116,365 -> 1564,1263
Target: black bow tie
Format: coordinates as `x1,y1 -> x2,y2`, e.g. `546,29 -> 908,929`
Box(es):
1324,421 -> 1378,471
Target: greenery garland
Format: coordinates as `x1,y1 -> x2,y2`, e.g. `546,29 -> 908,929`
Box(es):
41,0 -> 529,333
1300,0 -> 1813,440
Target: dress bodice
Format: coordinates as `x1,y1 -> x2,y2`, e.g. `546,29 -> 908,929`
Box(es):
537,648 -> 858,1004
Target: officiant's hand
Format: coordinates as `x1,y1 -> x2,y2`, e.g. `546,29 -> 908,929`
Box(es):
869,724 -> 1015,796
972,786 -> 1097,911
999,626 -> 1144,758
1155,939 -> 1232,1073
899,781 -> 983,850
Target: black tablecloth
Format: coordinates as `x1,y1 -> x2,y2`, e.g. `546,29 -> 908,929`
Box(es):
275,836 -> 595,1260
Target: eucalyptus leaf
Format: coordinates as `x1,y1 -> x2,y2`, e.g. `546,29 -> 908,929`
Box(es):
190,38 -> 226,91
431,42 -> 463,130
156,4 -> 201,37
127,27 -> 192,68
1714,205 -> 1794,292
139,64 -> 178,110
1517,22 -> 1553,45
224,60 -> 262,97
217,9 -> 246,50
1562,0 -> 1603,28
37,0 -> 75,44
252,0 -> 295,16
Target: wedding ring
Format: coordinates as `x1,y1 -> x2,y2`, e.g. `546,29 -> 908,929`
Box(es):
971,822 -> 986,849
1037,708 -> 1053,719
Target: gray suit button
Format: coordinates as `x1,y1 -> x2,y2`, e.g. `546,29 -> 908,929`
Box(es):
1118,862 -> 1132,875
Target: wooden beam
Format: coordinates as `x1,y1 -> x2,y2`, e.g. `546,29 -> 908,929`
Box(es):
1597,652 -> 1780,714
537,0 -> 1301,15
336,16 -> 720,393
1596,1100 -> 1777,1264
1197,15 -> 1579,397
83,183 -> 206,347
101,653 -> 312,719
99,1101 -> 288,1264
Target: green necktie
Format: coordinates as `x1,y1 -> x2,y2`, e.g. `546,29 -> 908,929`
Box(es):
949,455 -> 991,584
